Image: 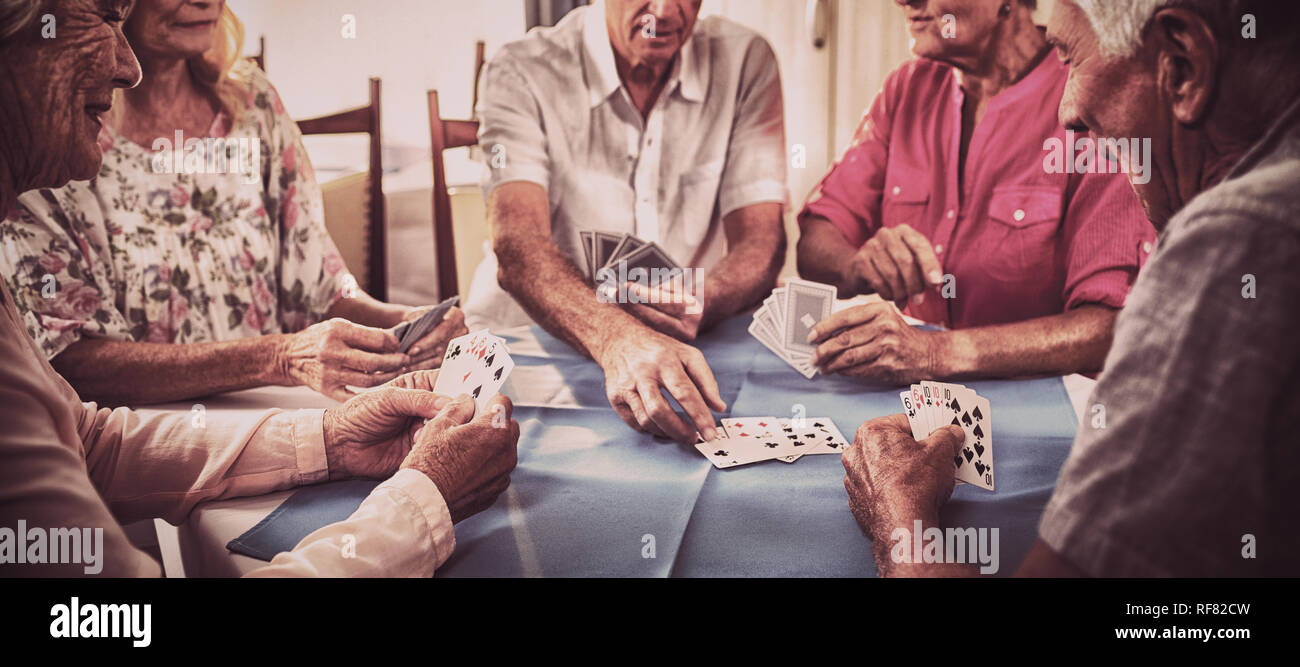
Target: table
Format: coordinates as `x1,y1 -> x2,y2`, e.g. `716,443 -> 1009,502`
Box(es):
150,315 -> 1094,577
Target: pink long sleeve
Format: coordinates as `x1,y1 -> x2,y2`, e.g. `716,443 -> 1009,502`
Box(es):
1,282 -> 454,577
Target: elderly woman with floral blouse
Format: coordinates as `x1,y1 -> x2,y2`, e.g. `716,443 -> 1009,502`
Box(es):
0,0 -> 464,404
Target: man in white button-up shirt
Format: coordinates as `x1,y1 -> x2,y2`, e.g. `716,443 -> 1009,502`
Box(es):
466,0 -> 788,444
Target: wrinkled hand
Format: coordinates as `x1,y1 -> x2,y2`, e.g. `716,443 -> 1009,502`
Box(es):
400,394 -> 520,523
620,281 -> 705,342
278,318 -> 411,401
599,329 -> 726,444
849,224 -> 944,305
398,305 -> 468,368
322,386 -> 454,480
808,302 -> 942,384
843,414 -> 965,538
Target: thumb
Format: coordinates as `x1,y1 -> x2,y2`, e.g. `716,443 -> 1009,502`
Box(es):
925,424 -> 966,456
427,394 -> 476,431
383,388 -> 445,421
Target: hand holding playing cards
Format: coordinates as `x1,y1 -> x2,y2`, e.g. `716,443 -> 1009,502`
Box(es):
397,304 -> 468,366
843,414 -> 965,537
321,386 -> 454,481
621,281 -> 705,342
848,224 -> 944,304
277,318 -> 412,401
400,394 -> 520,523
599,331 -> 726,444
808,302 -> 940,384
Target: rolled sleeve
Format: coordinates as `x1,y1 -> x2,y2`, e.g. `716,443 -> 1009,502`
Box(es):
797,71 -> 896,249
1058,170 -> 1155,311
718,38 -> 789,217
247,469 -> 456,578
477,59 -> 552,199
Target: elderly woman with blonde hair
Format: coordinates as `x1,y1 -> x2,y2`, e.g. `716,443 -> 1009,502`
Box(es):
0,0 -> 466,404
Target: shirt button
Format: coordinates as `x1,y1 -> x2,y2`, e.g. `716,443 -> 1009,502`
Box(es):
935,244 -> 944,255
1143,241 -> 1153,254
1013,209 -> 1026,222
892,186 -> 901,196
946,210 -> 955,219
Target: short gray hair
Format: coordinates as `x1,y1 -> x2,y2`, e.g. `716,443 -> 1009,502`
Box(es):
0,0 -> 39,44
1074,0 -> 1291,58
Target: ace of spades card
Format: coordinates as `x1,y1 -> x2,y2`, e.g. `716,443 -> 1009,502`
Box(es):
434,329 -> 515,414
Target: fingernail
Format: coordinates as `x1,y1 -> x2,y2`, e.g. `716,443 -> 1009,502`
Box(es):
806,329 -> 817,343
928,271 -> 943,284
410,347 -> 420,356
912,293 -> 925,305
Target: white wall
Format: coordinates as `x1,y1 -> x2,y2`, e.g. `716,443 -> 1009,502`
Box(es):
228,0 -> 525,157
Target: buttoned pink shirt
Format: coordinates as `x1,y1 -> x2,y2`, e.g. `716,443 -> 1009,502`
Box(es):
800,56 -> 1155,329
0,281 -> 455,577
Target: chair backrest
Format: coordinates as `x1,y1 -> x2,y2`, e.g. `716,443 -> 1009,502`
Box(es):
427,89 -> 480,302
296,78 -> 387,302
250,35 -> 266,72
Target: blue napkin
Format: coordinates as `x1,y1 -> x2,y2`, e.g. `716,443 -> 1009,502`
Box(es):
227,479 -> 380,561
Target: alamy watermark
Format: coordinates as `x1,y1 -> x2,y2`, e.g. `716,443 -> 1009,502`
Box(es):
596,262 -> 705,316
889,520 -> 999,574
151,130 -> 261,185
1,519 -> 103,574
1043,130 -> 1152,185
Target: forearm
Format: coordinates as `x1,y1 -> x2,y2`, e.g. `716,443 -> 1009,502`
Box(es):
53,336 -> 289,405
870,509 -> 982,578
933,305 -> 1117,379
797,217 -> 863,297
498,236 -> 642,361
699,206 -> 786,331
325,291 -> 409,329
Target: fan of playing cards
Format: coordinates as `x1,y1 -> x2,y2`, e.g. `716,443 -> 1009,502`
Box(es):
694,416 -> 851,469
580,230 -> 681,283
432,329 -> 516,414
749,279 -> 837,379
902,381 -> 995,491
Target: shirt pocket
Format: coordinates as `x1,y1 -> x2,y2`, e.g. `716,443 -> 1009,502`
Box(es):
881,166 -> 931,232
677,159 -> 724,247
983,185 -> 1064,282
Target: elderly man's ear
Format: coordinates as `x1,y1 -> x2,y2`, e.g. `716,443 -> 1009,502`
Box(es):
1150,8 -> 1219,126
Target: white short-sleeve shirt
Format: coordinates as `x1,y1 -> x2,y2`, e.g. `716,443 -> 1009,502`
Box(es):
464,2 -> 788,330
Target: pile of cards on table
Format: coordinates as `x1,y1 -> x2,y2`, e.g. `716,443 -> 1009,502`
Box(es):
748,279 -> 838,380
433,329 -> 515,414
901,381 -> 995,491
694,416 -> 850,469
579,230 -> 681,283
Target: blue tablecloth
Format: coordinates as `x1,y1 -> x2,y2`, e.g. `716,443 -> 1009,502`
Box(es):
229,315 -> 1081,576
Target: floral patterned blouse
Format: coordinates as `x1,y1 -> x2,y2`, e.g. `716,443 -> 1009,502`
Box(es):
0,62 -> 349,359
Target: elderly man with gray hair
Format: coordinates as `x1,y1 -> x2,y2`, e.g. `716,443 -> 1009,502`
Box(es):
841,0 -> 1300,576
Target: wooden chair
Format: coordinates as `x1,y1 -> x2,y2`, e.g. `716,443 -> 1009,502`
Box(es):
427,89 -> 480,302
296,78 -> 388,301
250,35 -> 266,71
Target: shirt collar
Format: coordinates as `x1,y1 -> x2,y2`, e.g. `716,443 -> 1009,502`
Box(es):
581,2 -> 706,109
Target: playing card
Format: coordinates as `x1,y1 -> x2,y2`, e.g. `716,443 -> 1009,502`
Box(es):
618,242 -> 681,272
941,386 -> 993,490
783,279 -> 836,355
434,329 -> 514,414
579,231 -> 595,279
601,233 -> 648,270
395,295 -> 460,354
592,231 -> 624,273
695,434 -> 783,469
800,418 -> 851,455
901,391 -> 926,439
748,319 -> 816,379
